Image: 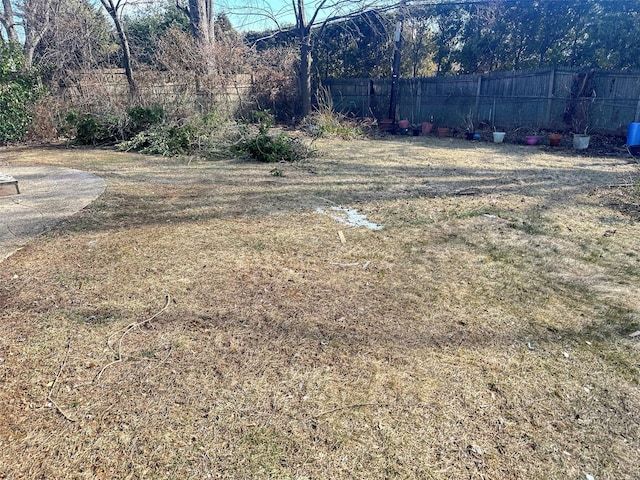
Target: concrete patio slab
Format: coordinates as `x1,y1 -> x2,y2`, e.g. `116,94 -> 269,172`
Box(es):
0,165 -> 106,261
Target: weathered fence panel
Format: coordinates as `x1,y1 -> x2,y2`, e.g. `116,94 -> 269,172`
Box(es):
58,70 -> 255,118
323,68 -> 640,133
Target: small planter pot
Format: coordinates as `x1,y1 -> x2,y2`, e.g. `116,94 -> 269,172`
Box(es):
421,122 -> 433,135
437,127 -> 450,137
398,119 -> 410,129
548,133 -> 563,147
493,132 -> 506,143
378,119 -> 393,132
573,134 -> 590,150
412,128 -> 421,136
525,135 -> 539,145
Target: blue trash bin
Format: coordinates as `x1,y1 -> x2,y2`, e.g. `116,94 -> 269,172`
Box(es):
627,122 -> 640,146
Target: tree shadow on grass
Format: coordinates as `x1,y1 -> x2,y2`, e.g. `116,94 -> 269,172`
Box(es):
54,155 -> 634,234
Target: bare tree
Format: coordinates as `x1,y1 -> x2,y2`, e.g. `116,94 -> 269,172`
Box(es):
20,0 -> 57,69
1,0 -> 56,69
237,0 -> 399,118
100,0 -> 137,94
36,0 -> 113,84
296,0 -> 402,117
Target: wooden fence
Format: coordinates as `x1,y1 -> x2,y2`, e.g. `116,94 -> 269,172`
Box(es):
323,68 -> 640,133
58,69 -> 255,118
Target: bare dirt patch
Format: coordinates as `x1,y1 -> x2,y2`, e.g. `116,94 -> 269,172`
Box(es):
1,138 -> 639,479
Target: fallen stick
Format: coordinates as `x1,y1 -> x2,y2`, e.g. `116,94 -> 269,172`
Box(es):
602,183 -> 636,188
94,295 -> 171,383
47,338 -> 76,422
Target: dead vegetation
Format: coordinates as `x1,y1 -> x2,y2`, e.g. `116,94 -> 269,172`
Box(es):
0,138 -> 639,479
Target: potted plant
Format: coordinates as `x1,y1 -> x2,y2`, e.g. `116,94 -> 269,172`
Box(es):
573,128 -> 590,150
572,97 -> 594,150
421,116 -> 434,135
492,129 -> 506,143
525,135 -> 539,145
398,119 -> 410,135
437,125 -> 450,137
463,111 -> 475,140
378,118 -> 393,132
548,133 -> 563,147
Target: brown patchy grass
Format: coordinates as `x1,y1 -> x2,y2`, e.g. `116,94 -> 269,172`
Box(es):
1,138 -> 639,479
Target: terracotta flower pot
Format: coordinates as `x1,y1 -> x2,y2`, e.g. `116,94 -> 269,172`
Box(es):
421,122 -> 433,134
378,119 -> 393,132
437,127 -> 450,137
549,133 -> 563,146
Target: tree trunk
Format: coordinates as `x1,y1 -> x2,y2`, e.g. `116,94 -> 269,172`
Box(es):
23,14 -> 50,70
113,14 -> 137,96
188,0 -> 214,46
293,0 -> 313,118
178,0 -> 215,73
100,0 -> 137,96
1,0 -> 19,43
299,38 -> 312,117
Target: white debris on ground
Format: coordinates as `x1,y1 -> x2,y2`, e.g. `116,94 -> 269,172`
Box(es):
316,206 -> 383,230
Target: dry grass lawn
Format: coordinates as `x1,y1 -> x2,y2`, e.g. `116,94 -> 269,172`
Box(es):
1,137 -> 639,479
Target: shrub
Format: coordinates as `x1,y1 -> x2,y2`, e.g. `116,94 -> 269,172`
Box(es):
117,122 -> 196,156
302,86 -> 369,139
63,106 -> 166,146
0,44 -> 45,144
64,111 -> 118,145
127,105 -> 165,133
26,95 -> 61,142
232,111 -> 310,163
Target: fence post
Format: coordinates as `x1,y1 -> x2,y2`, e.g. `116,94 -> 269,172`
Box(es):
492,97 -> 496,128
361,80 -> 367,117
416,80 -> 422,122
474,75 -> 482,121
545,67 -> 556,126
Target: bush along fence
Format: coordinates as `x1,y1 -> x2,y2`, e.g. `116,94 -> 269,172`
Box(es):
323,68 -> 640,134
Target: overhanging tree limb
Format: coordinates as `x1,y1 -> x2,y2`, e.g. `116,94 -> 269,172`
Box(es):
234,0 -> 403,116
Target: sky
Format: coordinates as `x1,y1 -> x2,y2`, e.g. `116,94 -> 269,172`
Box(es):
217,0 -> 297,31
215,0 -> 395,32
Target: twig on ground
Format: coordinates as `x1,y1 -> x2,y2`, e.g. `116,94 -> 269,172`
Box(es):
455,188 -> 480,196
94,295 -> 172,383
602,183 -> 636,188
47,338 -> 76,422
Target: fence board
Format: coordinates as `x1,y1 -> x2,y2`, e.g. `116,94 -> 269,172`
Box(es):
324,68 -> 640,133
